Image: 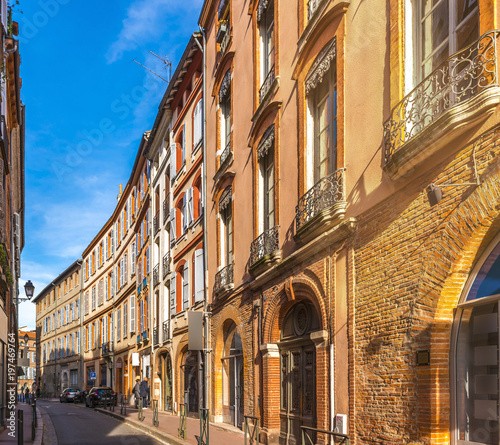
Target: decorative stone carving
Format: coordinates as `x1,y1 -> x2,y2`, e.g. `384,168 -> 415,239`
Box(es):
219,70 -> 231,103
257,124 -> 275,159
305,38 -> 336,95
219,186 -> 232,212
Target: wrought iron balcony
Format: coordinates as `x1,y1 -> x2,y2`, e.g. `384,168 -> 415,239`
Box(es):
259,64 -> 275,103
153,212 -> 160,236
153,264 -> 159,287
162,320 -> 170,342
384,30 -> 500,169
220,140 -> 231,168
102,341 -> 113,356
153,327 -> 159,346
250,226 -> 280,267
216,21 -> 228,44
295,168 -> 346,232
163,253 -> 170,279
163,199 -> 170,225
220,30 -> 231,55
214,263 -> 234,297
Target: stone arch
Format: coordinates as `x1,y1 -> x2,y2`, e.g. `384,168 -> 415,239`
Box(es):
263,274 -> 328,345
413,163 -> 500,442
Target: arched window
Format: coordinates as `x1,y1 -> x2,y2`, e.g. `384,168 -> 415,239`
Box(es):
453,236 -> 500,443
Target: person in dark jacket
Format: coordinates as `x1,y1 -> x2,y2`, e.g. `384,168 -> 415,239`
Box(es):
140,377 -> 149,408
133,377 -> 141,408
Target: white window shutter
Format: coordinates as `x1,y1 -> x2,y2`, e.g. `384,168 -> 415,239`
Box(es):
195,248 -> 204,302
170,274 -> 176,314
170,143 -> 177,178
124,253 -> 128,283
130,296 -> 135,333
170,208 -> 176,241
182,129 -> 186,164
183,263 -> 189,310
188,187 -> 194,225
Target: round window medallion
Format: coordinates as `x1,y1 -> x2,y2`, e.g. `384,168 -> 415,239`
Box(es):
293,303 -> 310,336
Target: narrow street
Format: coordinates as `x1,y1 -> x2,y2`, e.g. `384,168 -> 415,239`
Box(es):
38,401 -> 165,445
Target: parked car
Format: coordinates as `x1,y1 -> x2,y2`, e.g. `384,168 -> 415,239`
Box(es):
85,387 -> 117,408
59,388 -> 82,403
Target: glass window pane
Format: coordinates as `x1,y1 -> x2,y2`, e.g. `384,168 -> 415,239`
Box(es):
457,0 -> 478,25
456,13 -> 479,51
421,0 -> 449,61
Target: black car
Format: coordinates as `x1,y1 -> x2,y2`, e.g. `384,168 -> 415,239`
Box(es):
85,387 -> 117,408
59,388 -> 82,403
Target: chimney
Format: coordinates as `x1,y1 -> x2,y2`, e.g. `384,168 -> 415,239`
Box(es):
117,184 -> 123,202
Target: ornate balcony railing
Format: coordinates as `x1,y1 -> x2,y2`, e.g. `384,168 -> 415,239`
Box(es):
220,140 -> 231,168
163,253 -> 170,279
384,30 -> 500,163
296,168 -> 346,232
153,264 -> 159,287
214,264 -> 234,295
250,226 -> 280,266
153,327 -> 159,346
162,320 -> 170,342
259,64 -> 275,103
163,198 -> 169,225
153,212 -> 160,236
102,341 -> 113,356
307,0 -> 325,20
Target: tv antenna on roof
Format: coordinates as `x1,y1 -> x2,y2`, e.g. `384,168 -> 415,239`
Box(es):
133,59 -> 169,83
148,51 -> 172,82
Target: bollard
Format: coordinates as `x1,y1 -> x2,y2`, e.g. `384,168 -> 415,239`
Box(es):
31,404 -> 35,441
152,400 -> 159,427
18,409 -> 23,445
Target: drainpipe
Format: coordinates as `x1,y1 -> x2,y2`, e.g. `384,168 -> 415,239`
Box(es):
194,27 -> 209,411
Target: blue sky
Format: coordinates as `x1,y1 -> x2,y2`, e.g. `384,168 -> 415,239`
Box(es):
17,0 -> 203,329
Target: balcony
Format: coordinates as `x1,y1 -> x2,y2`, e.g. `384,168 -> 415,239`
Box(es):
250,226 -> 281,276
163,199 -> 170,225
295,168 -> 347,246
153,264 -> 159,287
219,140 -> 231,170
162,320 -> 170,342
153,327 -> 159,346
220,30 -> 231,55
153,212 -> 160,236
384,30 -> 500,179
102,341 -> 113,356
163,253 -> 170,279
216,21 -> 228,44
214,264 -> 234,298
259,65 -> 275,103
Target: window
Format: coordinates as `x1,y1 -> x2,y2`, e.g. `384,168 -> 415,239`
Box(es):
193,99 -> 203,150
117,308 -> 121,340
66,304 -> 69,324
130,295 -> 135,333
194,249 -> 204,302
131,242 -> 136,274
76,331 -> 80,354
182,263 -> 189,310
259,128 -> 275,232
259,0 -> 275,98
140,299 -> 145,334
410,0 -> 479,86
220,71 -> 232,158
123,301 -> 128,338
220,188 -> 233,267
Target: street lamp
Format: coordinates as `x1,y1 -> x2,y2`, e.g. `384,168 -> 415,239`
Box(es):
23,333 -> 29,344
24,280 -> 34,299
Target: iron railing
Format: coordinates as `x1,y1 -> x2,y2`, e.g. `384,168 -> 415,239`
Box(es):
220,140 -> 231,167
250,226 -> 280,266
308,0 -> 325,19
301,426 -> 349,445
259,64 -> 275,103
220,29 -> 231,55
244,415 -> 259,445
214,264 -> 234,295
163,198 -> 169,225
153,264 -> 159,287
162,320 -> 170,342
163,253 -> 170,279
296,168 -> 346,231
153,327 -> 159,346
200,408 -> 209,445
102,341 -> 113,356
153,212 -> 159,236
384,30 -> 500,163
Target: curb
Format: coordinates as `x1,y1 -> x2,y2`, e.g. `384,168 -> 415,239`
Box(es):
95,408 -> 187,445
33,407 -> 43,445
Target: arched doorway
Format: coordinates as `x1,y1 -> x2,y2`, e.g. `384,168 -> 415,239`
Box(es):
159,351 -> 173,412
453,237 -> 500,444
181,350 -> 200,418
221,322 -> 243,428
279,301 -> 320,445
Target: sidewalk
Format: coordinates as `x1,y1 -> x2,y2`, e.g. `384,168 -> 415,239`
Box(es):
96,404 -> 251,445
0,402 -> 43,445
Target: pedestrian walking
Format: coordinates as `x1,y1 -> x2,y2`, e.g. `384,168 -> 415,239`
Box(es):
140,377 -> 149,409
25,387 -> 30,404
133,377 -> 141,408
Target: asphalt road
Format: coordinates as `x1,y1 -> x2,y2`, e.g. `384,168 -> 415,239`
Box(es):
38,400 -> 166,445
